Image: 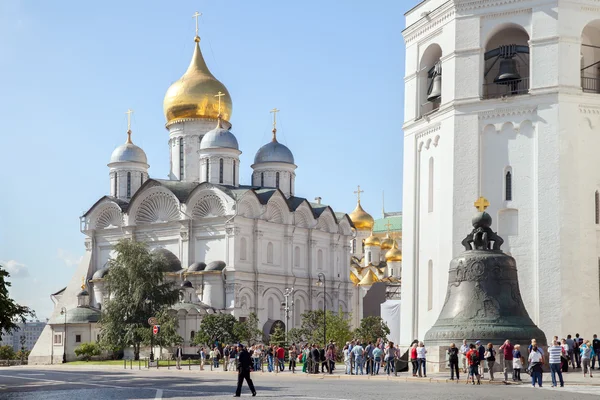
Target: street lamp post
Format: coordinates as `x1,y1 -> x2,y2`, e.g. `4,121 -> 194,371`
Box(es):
315,273 -> 326,347
60,307 -> 67,363
145,298 -> 154,362
281,287 -> 294,344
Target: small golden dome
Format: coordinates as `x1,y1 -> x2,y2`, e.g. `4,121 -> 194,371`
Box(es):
350,272 -> 361,285
364,232 -> 381,247
380,234 -> 394,250
358,269 -> 379,286
163,37 -> 232,125
385,241 -> 402,262
348,201 -> 374,231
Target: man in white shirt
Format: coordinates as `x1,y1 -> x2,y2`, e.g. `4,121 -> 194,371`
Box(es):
460,339 -> 469,373
548,340 -> 564,387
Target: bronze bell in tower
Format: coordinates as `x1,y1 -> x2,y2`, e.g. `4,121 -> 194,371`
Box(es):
424,198 -> 546,347
427,74 -> 442,102
494,58 -> 521,84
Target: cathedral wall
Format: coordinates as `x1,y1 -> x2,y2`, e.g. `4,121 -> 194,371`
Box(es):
168,119 -> 216,181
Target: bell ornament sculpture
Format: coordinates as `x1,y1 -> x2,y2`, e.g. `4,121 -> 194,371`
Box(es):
424,199 -> 546,347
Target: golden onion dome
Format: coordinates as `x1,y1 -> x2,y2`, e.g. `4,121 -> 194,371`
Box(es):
348,201 -> 374,231
358,269 -> 379,286
380,234 -> 394,251
385,241 -> 402,262
350,272 -> 361,285
163,37 -> 232,125
364,232 -> 381,247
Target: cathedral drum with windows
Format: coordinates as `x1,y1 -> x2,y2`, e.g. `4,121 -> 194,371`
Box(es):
400,0 -> 600,349
29,27 -> 354,364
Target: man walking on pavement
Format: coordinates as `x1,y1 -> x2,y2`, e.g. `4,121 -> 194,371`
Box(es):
592,334 -> 600,370
175,344 -> 183,370
499,339 -> 514,383
460,339 -> 469,373
234,344 -> 256,397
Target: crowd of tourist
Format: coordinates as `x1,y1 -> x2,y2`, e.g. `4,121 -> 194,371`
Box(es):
187,332 -> 600,389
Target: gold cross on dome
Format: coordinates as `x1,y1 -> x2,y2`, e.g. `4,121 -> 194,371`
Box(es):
81,276 -> 86,290
125,109 -> 133,132
270,108 -> 280,131
474,196 -> 490,212
354,185 -> 364,202
214,91 -> 225,116
384,220 -> 393,233
192,12 -> 202,38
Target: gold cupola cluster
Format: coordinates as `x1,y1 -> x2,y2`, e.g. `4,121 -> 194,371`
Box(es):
163,35 -> 232,125
385,241 -> 402,262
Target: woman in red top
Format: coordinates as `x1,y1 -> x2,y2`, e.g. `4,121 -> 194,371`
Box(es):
410,343 -> 418,377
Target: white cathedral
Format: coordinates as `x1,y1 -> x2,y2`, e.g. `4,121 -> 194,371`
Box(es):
400,0 -> 600,348
29,31 -> 358,364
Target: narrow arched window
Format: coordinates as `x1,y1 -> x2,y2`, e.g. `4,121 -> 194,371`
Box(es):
391,268 -> 394,276
367,252 -> 371,263
113,172 -> 117,197
267,242 -> 274,264
179,138 -> 184,179
233,160 -> 236,185
352,239 -> 356,254
318,249 -> 323,269
140,173 -> 143,187
361,239 -> 365,254
427,260 -> 433,311
219,158 -> 224,184
205,159 -> 209,182
289,173 -> 292,195
595,190 -> 600,224
261,172 -> 264,187
268,297 -> 274,319
240,237 -> 247,261
126,172 -> 131,199
190,331 -> 195,341
506,171 -> 513,201
428,157 -> 434,212
294,246 -> 300,267
276,172 -> 280,188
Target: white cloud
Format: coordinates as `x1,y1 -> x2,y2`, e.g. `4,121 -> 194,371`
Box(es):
57,248 -> 82,268
1,260 -> 29,278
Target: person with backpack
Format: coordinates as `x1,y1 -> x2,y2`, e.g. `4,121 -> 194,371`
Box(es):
484,343 -> 497,381
475,341 -> 486,379
548,339 -> 565,387
581,340 -> 596,378
447,343 -> 460,381
574,334 -> 582,368
466,343 -> 481,385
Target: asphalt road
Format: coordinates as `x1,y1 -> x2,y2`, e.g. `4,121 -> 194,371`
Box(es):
0,367 -> 599,399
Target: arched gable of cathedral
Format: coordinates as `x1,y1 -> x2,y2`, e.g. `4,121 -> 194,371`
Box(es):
82,197 -> 125,231
293,200 -> 316,228
185,183 -> 235,219
126,181 -> 181,226
315,207 -> 338,233
337,215 -> 353,236
265,190 -> 291,224
236,190 -> 263,219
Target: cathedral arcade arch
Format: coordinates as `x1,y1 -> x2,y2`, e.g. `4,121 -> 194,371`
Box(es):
265,191 -> 290,224
127,185 -> 181,226
316,207 -> 338,233
294,201 -> 316,229
236,191 -> 262,219
419,43 -> 442,117
483,23 -> 530,99
581,20 -> 600,92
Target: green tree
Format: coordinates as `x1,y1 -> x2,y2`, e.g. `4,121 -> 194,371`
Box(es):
0,345 -> 15,360
0,267 -> 34,336
233,312 -> 262,346
299,309 -> 353,348
287,327 -> 305,345
141,308 -> 183,348
354,316 -> 390,344
269,322 -> 286,346
194,314 -> 238,346
14,349 -> 30,361
74,342 -> 102,361
99,240 -> 180,360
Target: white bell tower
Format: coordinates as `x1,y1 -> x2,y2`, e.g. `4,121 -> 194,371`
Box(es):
400,0 -> 600,347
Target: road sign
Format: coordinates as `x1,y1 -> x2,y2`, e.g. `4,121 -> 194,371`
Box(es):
148,317 -> 158,325
153,325 -> 160,335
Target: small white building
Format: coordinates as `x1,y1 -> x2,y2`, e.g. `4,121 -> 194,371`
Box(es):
29,31 -> 354,364
400,0 -> 600,347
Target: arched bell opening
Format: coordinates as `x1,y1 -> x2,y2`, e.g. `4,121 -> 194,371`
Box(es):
581,20 -> 600,93
483,25 -> 530,99
418,43 -> 442,117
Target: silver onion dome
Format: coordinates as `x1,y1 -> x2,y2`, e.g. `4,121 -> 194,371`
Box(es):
109,138 -> 148,165
200,120 -> 239,151
254,140 -> 295,164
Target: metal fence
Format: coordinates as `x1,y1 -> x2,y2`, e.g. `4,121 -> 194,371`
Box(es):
582,76 -> 600,93
482,77 -> 529,99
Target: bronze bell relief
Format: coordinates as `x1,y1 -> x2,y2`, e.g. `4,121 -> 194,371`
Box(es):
424,197 -> 546,346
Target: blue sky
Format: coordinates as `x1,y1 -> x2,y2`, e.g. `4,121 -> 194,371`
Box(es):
0,0 -> 408,319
